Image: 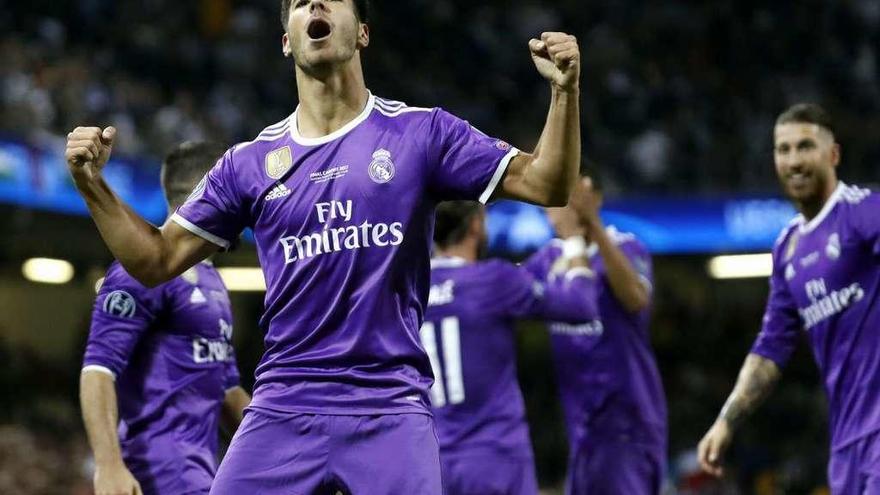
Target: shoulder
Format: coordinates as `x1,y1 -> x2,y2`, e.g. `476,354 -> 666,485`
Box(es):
838,183 -> 878,216
606,225 -> 648,253
771,217 -> 801,259
229,115 -> 295,164
373,95 -> 434,119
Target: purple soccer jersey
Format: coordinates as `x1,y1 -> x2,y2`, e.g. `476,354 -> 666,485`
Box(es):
751,183 -> 880,452
173,94 -> 519,415
525,229 -> 667,449
423,257 -> 599,458
83,261 -> 239,494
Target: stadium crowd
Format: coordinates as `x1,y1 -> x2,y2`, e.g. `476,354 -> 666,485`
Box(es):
3,0 -> 880,194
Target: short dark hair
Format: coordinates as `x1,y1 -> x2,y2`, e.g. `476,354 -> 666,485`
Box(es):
776,103 -> 836,138
280,0 -> 370,28
161,141 -> 227,209
434,201 -> 483,249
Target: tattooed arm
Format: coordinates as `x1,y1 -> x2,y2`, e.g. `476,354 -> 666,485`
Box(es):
697,353 -> 782,477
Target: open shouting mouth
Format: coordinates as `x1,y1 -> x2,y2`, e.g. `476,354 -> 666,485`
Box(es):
307,17 -> 333,41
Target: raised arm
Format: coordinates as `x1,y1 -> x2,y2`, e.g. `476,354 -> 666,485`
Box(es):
697,354 -> 782,477
80,371 -> 143,495
66,127 -> 217,287
495,32 -> 580,206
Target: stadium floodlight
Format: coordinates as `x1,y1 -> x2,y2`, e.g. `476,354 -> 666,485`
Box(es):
22,257 -> 75,284
707,253 -> 773,279
217,267 -> 266,291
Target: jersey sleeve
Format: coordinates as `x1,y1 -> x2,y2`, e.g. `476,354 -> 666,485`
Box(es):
491,261 -> 600,323
617,236 -> 654,295
171,148 -> 247,249
426,108 -> 520,203
850,191 -> 880,258
749,247 -> 802,368
521,242 -> 563,280
82,264 -> 161,379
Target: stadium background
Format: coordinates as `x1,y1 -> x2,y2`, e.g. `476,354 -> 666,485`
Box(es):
2,0 -> 879,493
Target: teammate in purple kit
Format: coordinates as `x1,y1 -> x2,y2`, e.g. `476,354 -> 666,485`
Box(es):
425,201 -> 599,495
526,178 -> 667,495
80,142 -> 251,495
697,103 -> 880,493
64,0 -> 582,492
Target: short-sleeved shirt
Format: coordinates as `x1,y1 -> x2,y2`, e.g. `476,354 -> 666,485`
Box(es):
525,229 -> 667,447
424,257 -> 598,457
173,93 -> 519,415
83,261 -> 239,494
751,182 -> 880,451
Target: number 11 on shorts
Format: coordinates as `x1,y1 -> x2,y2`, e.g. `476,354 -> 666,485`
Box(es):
419,317 -> 464,407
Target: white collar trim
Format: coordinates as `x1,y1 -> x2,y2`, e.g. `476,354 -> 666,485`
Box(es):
290,92 -> 375,146
797,181 -> 844,234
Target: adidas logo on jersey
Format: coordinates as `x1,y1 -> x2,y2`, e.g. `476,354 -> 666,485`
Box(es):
265,182 -> 292,201
190,288 -> 206,304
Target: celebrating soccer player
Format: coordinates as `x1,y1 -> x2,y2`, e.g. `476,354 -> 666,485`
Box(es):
65,0 -> 581,492
526,177 -> 666,495
697,103 -> 880,493
425,201 -> 598,495
80,142 -> 250,495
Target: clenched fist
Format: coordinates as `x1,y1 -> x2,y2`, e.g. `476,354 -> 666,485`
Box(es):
529,32 -> 580,92
697,419 -> 734,477
66,126 -> 116,183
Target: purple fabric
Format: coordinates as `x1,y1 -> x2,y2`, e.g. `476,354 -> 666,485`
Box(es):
751,183 -> 880,449
828,429 -> 880,494
565,439 -> 664,495
425,257 -> 598,458
441,450 -> 539,495
83,261 -> 238,494
210,408 -> 442,495
526,232 -> 667,449
173,94 -> 518,416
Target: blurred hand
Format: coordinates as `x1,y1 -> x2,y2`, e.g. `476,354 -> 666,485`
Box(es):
529,32 -> 580,92
568,177 -> 602,228
697,420 -> 733,477
66,126 -> 116,184
94,461 -> 142,495
546,206 -> 585,239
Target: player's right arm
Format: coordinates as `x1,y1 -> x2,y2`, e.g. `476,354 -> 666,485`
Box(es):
66,127 -> 218,287
697,238 -> 800,477
81,371 -> 143,495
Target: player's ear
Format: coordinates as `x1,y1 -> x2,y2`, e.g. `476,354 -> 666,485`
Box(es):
830,142 -> 841,169
357,23 -> 370,49
282,32 -> 293,58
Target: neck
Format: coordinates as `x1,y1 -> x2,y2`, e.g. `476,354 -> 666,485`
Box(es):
436,241 -> 478,262
798,179 -> 839,221
294,56 -> 368,138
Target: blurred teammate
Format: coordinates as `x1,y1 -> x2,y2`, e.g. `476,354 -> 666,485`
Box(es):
425,201 -> 599,495
80,141 -> 251,495
698,103 -> 880,493
65,0 -> 581,492
526,178 -> 666,495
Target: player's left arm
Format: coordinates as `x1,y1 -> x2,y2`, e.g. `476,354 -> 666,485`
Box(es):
221,386 -> 251,434
571,178 -> 650,312
494,32 -> 580,206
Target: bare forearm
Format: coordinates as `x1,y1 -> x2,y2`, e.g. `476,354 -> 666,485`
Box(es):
80,372 -> 124,466
588,219 -> 649,312
76,176 -> 173,285
221,387 -> 251,434
717,353 -> 782,430
528,89 -> 580,205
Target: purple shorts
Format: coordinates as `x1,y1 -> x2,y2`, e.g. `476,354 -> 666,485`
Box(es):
565,439 -> 664,495
440,449 -> 538,495
210,408 -> 442,495
829,430 -> 880,494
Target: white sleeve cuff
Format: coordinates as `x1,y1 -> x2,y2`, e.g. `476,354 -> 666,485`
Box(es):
170,213 -> 231,249
565,266 -> 596,281
81,365 -> 116,381
478,148 -> 520,204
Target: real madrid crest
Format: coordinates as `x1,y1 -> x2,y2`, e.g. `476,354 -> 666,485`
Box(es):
266,146 -> 293,179
368,149 -> 395,184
